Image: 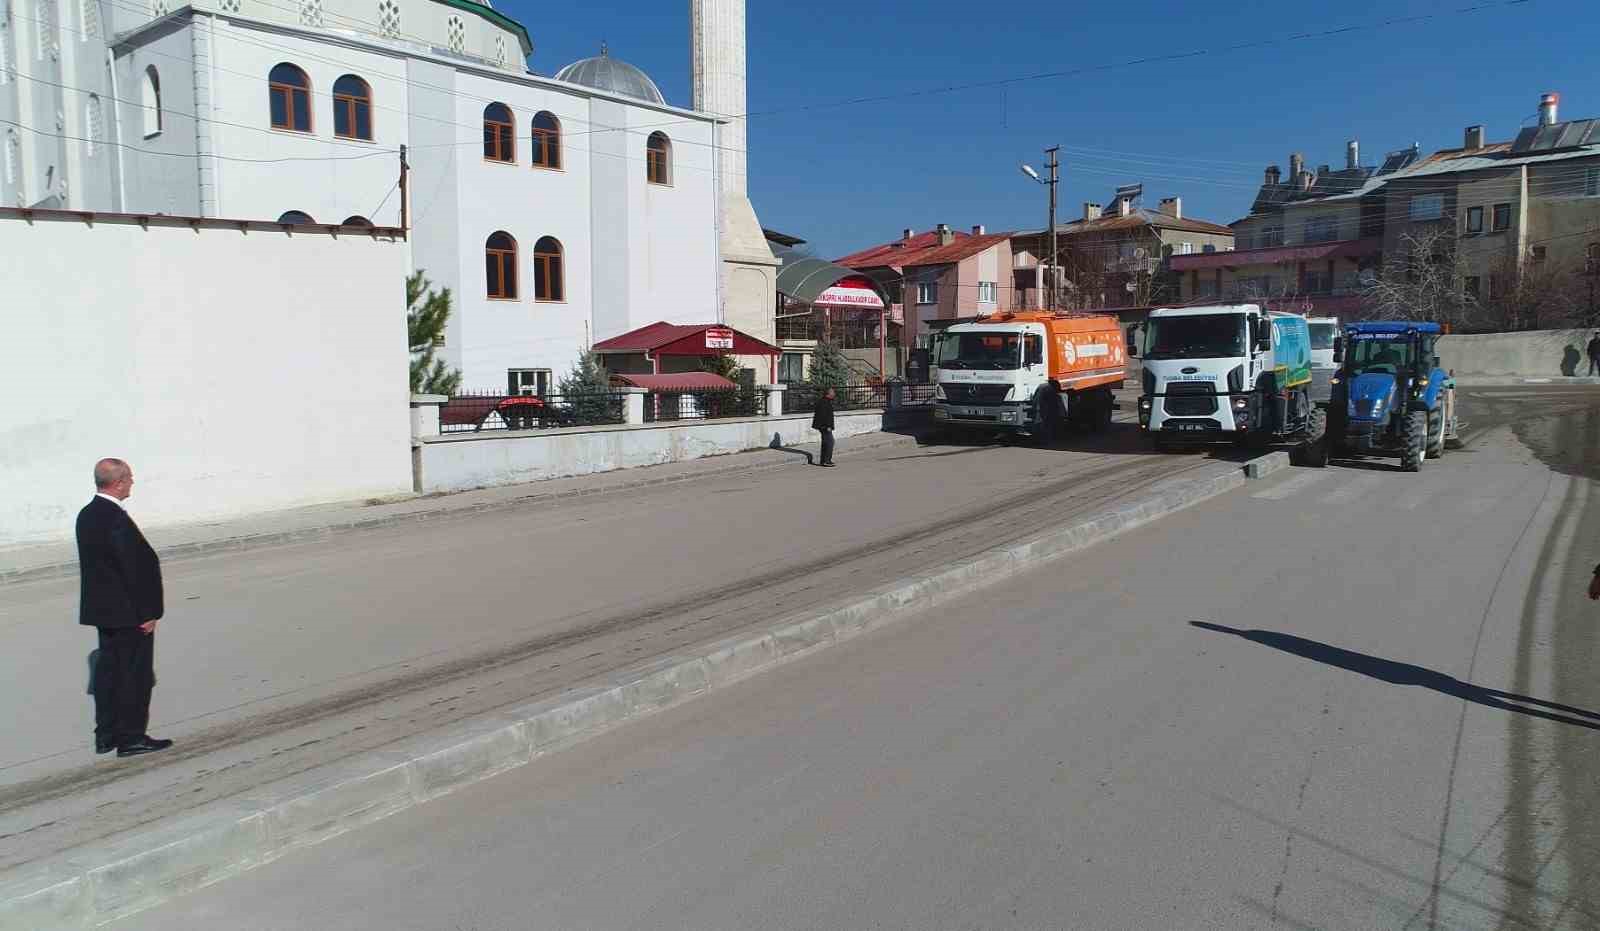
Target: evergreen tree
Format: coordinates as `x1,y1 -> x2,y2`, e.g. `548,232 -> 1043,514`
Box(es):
407,271 -> 462,396
807,340 -> 853,390
559,349 -> 618,423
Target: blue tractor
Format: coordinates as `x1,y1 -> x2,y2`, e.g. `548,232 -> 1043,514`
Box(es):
1327,321 -> 1461,472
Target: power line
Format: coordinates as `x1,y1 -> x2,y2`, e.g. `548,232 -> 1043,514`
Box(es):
0,115 -> 394,163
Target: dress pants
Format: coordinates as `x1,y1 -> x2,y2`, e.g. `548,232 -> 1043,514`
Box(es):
94,627 -> 154,746
820,428 -> 835,465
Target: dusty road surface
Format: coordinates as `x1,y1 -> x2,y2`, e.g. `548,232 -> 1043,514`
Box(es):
109,388 -> 1600,929
1,404 -> 1229,867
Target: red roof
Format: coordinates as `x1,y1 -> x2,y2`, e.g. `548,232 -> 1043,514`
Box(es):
591,321 -> 780,356
610,373 -> 738,391
834,229 -> 1010,270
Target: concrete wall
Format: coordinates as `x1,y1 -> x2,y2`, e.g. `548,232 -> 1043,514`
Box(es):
1438,328 -> 1595,378
0,212 -> 413,545
417,410 -> 886,492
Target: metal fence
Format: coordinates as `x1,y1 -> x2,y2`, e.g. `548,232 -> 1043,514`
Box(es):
439,390 -> 628,433
898,383 -> 939,407
644,388 -> 767,423
783,383 -> 889,414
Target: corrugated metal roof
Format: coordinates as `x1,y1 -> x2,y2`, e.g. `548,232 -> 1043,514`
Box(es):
1027,208 -> 1233,238
902,233 -> 1012,267
835,229 -> 974,269
610,373 -> 738,391
1393,143 -> 1600,179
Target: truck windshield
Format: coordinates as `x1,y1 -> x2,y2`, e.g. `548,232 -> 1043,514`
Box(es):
1346,336 -> 1415,374
1144,314 -> 1246,360
935,332 -> 1022,370
1309,323 -> 1336,351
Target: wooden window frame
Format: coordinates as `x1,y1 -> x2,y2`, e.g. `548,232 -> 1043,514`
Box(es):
646,132 -> 671,185
531,111 -> 561,170
486,233 -> 518,300
483,103 -> 515,163
1491,202 -> 1511,233
533,237 -> 564,302
332,75 -> 372,141
269,64 -> 312,133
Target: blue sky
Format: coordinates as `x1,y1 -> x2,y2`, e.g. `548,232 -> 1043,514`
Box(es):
507,0 -> 1598,258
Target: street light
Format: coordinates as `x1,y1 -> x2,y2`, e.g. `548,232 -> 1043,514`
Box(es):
1019,147 -> 1060,312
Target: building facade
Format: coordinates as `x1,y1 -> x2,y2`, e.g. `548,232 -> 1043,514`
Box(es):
836,223 -> 1014,352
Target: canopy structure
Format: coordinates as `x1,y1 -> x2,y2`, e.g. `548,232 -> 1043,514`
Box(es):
777,258 -> 890,309
593,322 -> 781,380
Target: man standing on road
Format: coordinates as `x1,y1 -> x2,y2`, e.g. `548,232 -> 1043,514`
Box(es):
813,388 -> 836,467
78,459 -> 173,759
1587,332 -> 1600,376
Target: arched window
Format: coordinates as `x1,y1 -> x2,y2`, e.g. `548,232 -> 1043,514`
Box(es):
646,131 -> 671,185
531,111 -> 560,170
278,210 -> 315,225
269,63 -> 311,132
141,65 -> 162,136
534,236 -> 563,301
332,74 -> 371,140
483,103 -> 513,162
486,231 -> 517,299
342,215 -> 373,227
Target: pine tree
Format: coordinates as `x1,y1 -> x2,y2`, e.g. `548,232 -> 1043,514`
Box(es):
407,271 -> 462,396
559,349 -> 617,423
807,340 -> 853,390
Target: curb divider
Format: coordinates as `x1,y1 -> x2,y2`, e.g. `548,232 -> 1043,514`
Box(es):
0,452 -> 1289,929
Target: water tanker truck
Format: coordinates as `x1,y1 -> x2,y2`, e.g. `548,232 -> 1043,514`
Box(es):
931,310 -> 1126,443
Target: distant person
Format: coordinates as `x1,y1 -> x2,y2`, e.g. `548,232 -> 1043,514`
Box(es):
1587,332 -> 1600,376
813,388 -> 836,467
78,459 -> 172,758
1590,563 -> 1600,601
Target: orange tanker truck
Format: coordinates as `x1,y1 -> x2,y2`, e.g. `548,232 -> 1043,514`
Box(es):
930,310 -> 1127,442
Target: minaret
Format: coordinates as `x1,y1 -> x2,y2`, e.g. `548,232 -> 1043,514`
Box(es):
691,0 -> 780,361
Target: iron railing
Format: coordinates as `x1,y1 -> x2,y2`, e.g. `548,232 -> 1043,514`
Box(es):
439,390 -> 628,433
784,383 -> 889,414
897,383 -> 939,407
644,388 -> 767,423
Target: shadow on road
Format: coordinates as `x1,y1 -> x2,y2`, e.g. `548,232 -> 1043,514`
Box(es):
767,433 -> 814,465
1191,622 -> 1600,730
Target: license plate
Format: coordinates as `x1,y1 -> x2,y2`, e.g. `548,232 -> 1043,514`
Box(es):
1177,423 -> 1207,432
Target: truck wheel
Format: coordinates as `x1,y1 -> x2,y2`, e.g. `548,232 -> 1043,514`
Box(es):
1400,410 -> 1426,472
1035,386 -> 1062,446
1300,407 -> 1329,468
1093,390 -> 1113,432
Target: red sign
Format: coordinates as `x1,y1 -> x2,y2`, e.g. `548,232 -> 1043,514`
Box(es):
815,285 -> 885,309
705,327 -> 735,350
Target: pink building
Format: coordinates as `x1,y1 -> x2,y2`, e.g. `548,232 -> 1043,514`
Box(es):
837,224 -> 1016,350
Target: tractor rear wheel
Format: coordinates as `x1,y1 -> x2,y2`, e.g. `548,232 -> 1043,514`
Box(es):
1426,408 -> 1445,459
1400,409 -> 1426,472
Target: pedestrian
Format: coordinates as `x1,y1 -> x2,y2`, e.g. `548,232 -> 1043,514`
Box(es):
813,388 -> 836,467
1587,332 -> 1600,377
78,458 -> 172,758
1590,563 -> 1600,601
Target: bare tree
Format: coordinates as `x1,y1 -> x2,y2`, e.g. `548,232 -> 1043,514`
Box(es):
1359,228 -> 1479,328
1480,246 -> 1588,332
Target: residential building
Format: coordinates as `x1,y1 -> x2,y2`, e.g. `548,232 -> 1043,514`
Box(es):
836,224 -> 1014,352
1010,188 -> 1233,311
0,0 -> 776,389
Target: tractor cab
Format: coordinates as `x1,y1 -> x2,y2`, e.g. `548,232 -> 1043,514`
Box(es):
1329,321 -> 1457,471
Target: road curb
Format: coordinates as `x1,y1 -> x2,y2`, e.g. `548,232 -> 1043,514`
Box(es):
0,452 -> 1279,929
0,433 -> 922,586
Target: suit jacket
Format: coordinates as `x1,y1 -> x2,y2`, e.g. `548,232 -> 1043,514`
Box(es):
811,397 -> 835,431
76,496 -> 163,629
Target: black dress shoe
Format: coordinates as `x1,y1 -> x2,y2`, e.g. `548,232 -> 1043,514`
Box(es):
117,737 -> 174,758
95,738 -> 116,754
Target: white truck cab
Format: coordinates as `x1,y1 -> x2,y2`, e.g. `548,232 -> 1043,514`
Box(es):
1307,316 -> 1341,371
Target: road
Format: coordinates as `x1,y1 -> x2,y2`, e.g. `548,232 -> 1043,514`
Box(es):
110,386 -> 1600,930
0,400 -> 1229,867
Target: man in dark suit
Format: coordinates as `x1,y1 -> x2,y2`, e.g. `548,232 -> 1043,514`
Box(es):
78,458 -> 172,758
812,389 -> 836,467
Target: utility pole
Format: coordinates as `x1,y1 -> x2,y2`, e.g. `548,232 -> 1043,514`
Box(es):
1046,146 -> 1060,313
398,144 -> 410,234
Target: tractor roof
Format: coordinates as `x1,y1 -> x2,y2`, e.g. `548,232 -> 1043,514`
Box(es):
1345,321 -> 1442,335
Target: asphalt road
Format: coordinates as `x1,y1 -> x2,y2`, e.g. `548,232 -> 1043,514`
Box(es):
111,386 -> 1600,930
0,402 -> 1232,868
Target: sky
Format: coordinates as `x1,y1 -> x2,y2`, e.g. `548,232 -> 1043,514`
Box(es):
503,0 -> 1599,259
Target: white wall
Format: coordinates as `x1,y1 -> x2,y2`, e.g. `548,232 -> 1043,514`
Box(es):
0,213 -> 413,545
623,103 -> 719,331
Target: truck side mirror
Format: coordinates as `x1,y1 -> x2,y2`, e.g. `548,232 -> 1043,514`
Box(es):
1332,337 -> 1344,363
1253,319 -> 1270,352
1125,326 -> 1139,358
1026,342 -> 1044,366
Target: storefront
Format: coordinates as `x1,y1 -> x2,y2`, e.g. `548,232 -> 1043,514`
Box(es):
774,258 -> 898,382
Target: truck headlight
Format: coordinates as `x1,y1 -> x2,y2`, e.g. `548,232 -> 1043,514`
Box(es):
933,383 -> 946,400
1232,397 -> 1248,411
1138,397 -> 1152,411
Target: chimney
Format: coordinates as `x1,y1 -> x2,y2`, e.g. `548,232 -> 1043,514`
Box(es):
971,224 -> 985,236
1116,198 -> 1132,218
1298,170 -> 1315,192
902,227 -> 914,240
1539,92 -> 1560,126
1083,202 -> 1100,221
1289,152 -> 1304,179
1346,140 -> 1359,170
1157,197 -> 1182,219
1464,125 -> 1485,150
1265,165 -> 1281,186
936,223 -> 954,246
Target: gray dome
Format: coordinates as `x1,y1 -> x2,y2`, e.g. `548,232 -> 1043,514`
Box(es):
554,48 -> 665,105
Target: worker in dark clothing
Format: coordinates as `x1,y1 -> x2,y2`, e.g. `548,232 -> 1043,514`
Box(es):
1587,333 -> 1600,376
1590,563 -> 1600,601
812,389 -> 836,467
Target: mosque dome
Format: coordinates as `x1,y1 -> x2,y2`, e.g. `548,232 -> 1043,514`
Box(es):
553,45 -> 666,105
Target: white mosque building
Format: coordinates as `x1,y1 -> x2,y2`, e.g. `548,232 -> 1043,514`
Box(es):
0,0 -> 778,390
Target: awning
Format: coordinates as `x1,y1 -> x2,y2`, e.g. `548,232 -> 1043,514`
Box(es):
777,257 -> 891,308
592,322 -> 781,357
610,373 -> 738,391
1170,238 -> 1381,272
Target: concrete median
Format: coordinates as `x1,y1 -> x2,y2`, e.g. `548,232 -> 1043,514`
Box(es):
0,452 -> 1288,929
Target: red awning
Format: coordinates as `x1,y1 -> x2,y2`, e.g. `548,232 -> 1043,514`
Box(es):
610,373 -> 738,391
1170,238 -> 1381,272
592,322 -> 781,357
